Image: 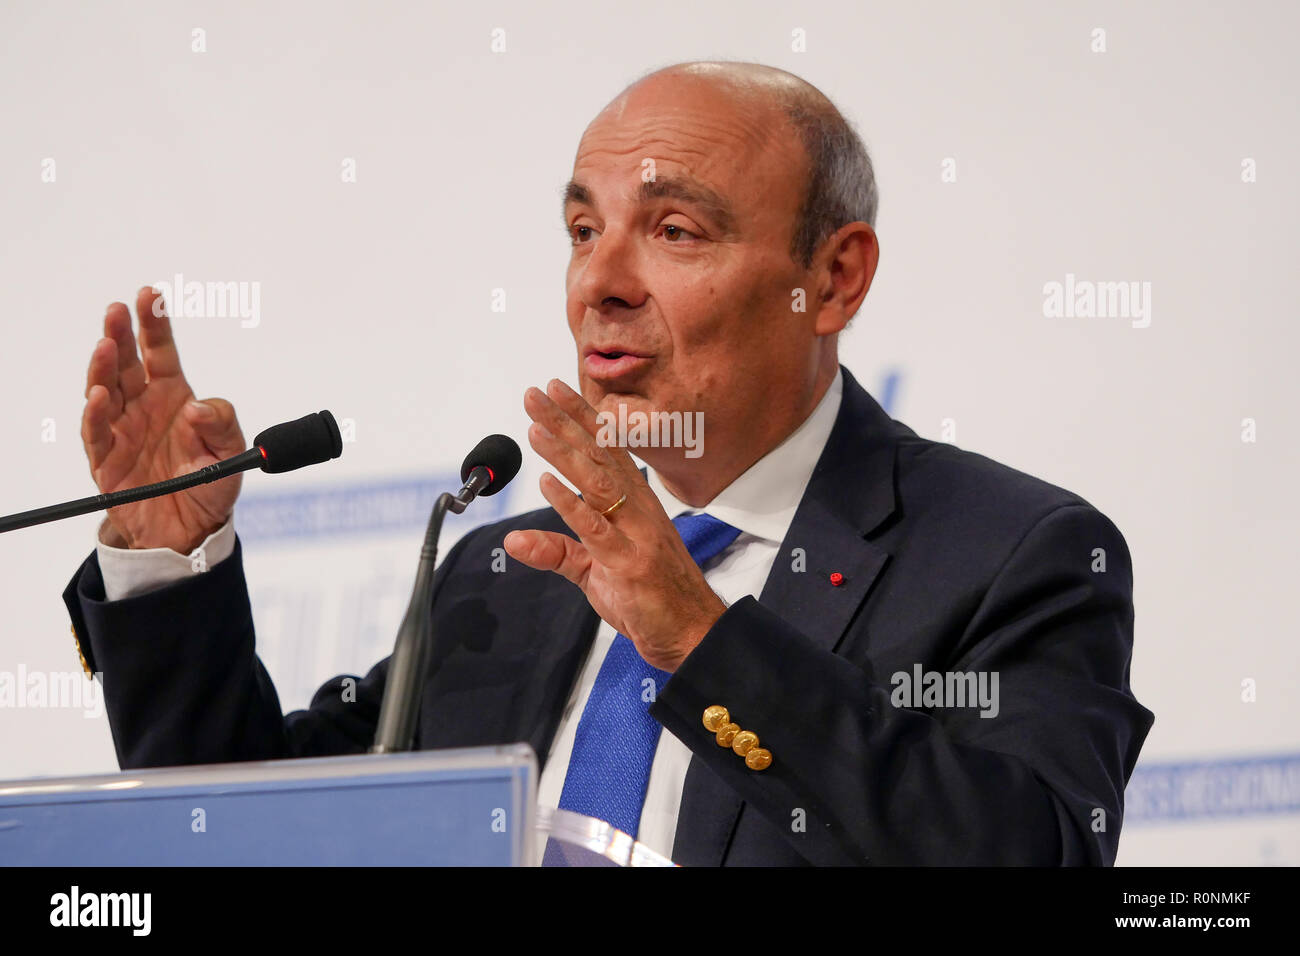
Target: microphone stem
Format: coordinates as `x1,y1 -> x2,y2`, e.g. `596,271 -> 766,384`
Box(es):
371,490 -> 457,753
0,448 -> 265,535
449,466 -> 491,514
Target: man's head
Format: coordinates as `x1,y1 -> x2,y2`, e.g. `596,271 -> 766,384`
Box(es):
562,61 -> 879,504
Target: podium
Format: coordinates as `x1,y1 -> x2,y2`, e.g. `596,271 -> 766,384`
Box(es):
0,745 -> 537,866
0,744 -> 676,866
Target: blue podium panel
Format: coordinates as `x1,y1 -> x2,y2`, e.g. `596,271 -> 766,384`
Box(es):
0,745 -> 537,866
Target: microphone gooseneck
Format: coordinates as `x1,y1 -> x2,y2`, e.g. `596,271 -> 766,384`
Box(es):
371,434 -> 523,753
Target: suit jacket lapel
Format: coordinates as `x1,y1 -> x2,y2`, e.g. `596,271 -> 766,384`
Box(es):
757,367 -> 898,650
673,366 -> 901,865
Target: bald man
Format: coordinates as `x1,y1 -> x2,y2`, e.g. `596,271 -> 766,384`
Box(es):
66,61 -> 1154,866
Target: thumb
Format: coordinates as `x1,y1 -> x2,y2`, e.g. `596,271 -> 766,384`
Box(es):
504,530 -> 589,586
185,397 -> 246,457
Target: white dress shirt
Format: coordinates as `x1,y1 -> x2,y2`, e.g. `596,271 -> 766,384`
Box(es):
95,370 -> 845,863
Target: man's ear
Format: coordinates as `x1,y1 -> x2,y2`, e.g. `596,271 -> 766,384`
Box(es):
813,222 -> 879,335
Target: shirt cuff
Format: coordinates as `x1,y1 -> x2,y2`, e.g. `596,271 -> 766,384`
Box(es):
96,517 -> 237,602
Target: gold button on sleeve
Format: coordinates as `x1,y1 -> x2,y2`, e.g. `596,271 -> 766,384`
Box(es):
731,730 -> 760,757
702,705 -> 730,733
745,748 -> 773,771
72,625 -> 92,680
715,722 -> 740,747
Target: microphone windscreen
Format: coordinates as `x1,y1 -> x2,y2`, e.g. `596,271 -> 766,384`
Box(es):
461,434 -> 522,496
254,410 -> 344,474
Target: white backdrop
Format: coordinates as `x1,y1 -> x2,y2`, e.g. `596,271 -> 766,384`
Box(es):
1,0 -> 1296,865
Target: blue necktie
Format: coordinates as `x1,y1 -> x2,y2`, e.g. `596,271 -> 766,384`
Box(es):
551,512 -> 742,845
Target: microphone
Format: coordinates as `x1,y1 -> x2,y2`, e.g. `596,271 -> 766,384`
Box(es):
372,434 -> 523,754
0,410 -> 343,535
254,410 -> 344,474
453,433 -> 522,511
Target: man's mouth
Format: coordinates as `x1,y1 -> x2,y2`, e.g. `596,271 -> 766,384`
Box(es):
583,347 -> 653,380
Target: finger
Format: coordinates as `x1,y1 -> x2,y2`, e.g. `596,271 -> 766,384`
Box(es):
135,286 -> 183,380
183,397 -> 246,459
544,378 -> 603,438
502,528 -> 591,585
81,385 -> 115,468
84,337 -> 123,416
538,379 -> 643,481
537,471 -> 631,563
524,385 -> 597,451
548,378 -> 647,469
528,417 -> 625,513
104,301 -> 146,401
524,385 -> 632,505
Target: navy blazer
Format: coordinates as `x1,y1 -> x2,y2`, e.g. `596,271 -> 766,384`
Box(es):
63,367 -> 1154,865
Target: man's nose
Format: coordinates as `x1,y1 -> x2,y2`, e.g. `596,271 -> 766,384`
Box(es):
575,226 -> 647,313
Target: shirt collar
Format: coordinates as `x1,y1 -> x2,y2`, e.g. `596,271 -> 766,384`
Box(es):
645,368 -> 844,545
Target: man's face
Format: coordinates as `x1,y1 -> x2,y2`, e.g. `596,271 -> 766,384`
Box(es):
562,73 -> 817,462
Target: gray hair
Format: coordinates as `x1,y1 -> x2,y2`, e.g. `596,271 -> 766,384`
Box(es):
780,102 -> 879,269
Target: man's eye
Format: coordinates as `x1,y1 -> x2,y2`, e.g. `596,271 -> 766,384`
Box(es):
660,223 -> 697,242
570,225 -> 594,244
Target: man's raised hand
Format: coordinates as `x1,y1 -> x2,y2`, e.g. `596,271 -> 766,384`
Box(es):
81,287 -> 245,553
503,379 -> 727,672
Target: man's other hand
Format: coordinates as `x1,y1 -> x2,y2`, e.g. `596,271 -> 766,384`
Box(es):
81,286 -> 245,553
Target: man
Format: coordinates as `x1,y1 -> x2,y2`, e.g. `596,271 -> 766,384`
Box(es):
66,61 -> 1153,865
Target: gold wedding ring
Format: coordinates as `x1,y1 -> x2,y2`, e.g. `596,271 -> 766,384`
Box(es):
599,493 -> 628,518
